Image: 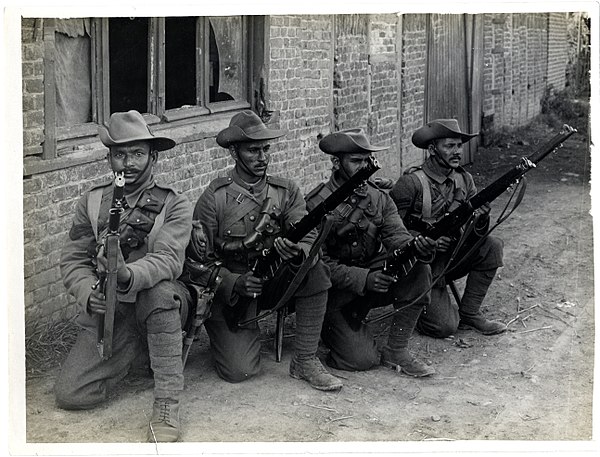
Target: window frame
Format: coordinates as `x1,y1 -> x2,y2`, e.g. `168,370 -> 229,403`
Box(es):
32,15 -> 260,175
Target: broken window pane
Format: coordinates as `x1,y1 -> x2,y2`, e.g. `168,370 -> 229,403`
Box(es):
209,16 -> 245,103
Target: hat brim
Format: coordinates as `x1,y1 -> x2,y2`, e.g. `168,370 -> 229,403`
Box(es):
216,125 -> 287,148
412,124 -> 478,149
319,132 -> 388,155
99,126 -> 176,151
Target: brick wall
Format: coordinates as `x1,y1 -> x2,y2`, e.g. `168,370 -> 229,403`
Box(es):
332,15 -> 370,133
482,13 -> 559,130
398,14 -> 428,170
267,15 -> 335,192
22,12 -> 570,324
22,18 -> 44,158
547,13 -> 567,92
368,14 -> 401,178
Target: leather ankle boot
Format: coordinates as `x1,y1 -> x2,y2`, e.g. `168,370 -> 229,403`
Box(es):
459,269 -> 506,335
289,356 -> 343,391
460,313 -> 507,335
381,347 -> 435,377
148,398 -> 180,443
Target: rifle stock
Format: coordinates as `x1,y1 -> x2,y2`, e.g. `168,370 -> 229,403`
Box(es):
96,172 -> 125,360
342,124 -> 577,328
226,156 -> 382,330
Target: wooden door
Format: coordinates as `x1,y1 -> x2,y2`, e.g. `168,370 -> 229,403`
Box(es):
426,14 -> 483,164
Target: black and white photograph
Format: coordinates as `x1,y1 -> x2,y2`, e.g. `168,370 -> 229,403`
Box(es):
3,1 -> 598,456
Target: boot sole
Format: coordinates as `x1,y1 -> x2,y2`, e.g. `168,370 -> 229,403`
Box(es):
148,425 -> 180,443
381,360 -> 435,377
289,372 -> 343,391
459,323 -> 508,335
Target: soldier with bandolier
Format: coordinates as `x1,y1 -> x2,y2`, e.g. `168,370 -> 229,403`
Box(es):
192,110 -> 343,391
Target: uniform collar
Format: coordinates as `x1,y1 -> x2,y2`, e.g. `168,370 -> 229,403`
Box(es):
231,168 -> 268,194
124,176 -> 156,208
329,171 -> 368,197
422,156 -> 463,184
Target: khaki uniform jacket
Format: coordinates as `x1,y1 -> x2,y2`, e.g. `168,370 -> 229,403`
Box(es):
390,156 -> 477,223
194,169 -> 330,308
305,172 -> 413,297
60,178 -> 192,330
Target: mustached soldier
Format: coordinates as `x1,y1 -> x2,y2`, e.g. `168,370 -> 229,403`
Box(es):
390,119 -> 507,338
305,129 -> 437,377
193,110 -> 342,391
56,110 -> 192,442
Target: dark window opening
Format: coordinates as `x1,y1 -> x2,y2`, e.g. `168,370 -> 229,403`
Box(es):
165,17 -> 198,110
109,17 -> 149,114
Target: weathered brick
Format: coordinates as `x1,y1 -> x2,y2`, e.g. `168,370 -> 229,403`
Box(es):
21,12 -> 572,325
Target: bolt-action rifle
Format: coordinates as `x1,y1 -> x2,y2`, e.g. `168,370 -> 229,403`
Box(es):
342,124 -> 577,328
95,171 -> 125,360
225,156 -> 382,330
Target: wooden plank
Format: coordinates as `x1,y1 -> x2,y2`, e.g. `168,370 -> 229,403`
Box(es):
470,15 -> 484,149
426,14 -> 473,163
100,18 -> 110,122
42,18 -> 57,160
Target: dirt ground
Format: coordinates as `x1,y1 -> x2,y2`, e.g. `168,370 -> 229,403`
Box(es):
18,111 -> 595,454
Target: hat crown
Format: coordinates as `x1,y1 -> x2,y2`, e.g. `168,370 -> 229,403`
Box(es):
411,118 -> 478,149
229,110 -> 267,134
216,109 -> 287,148
429,118 -> 461,132
98,110 -> 175,151
105,110 -> 153,142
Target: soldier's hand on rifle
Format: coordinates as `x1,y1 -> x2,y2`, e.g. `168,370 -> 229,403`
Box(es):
234,273 -> 265,298
474,202 -> 491,218
96,242 -> 132,287
413,234 -> 437,257
436,236 -> 454,253
88,288 -> 106,315
366,270 -> 396,294
273,237 -> 302,261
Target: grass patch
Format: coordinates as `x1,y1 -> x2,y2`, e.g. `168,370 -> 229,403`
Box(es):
25,316 -> 79,377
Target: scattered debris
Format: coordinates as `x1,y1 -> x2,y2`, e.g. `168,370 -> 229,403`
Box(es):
516,325 -> 553,334
519,414 -> 541,422
328,415 -> 355,423
305,404 -> 338,413
556,300 -> 577,308
453,338 -> 473,348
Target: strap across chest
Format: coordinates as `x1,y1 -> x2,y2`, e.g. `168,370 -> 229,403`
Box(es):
214,181 -> 282,239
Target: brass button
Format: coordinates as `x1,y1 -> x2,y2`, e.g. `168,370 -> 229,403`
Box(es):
352,241 -> 358,247
226,230 -> 231,235
250,215 -> 256,221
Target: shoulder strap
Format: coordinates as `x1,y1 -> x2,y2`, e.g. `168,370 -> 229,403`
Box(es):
86,187 -> 105,240
147,190 -> 174,250
413,169 -> 433,222
212,178 -> 232,240
265,175 -> 290,189
305,182 -> 326,203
